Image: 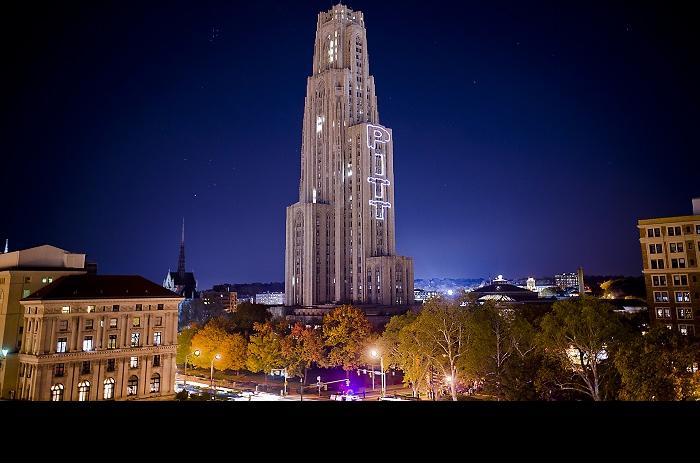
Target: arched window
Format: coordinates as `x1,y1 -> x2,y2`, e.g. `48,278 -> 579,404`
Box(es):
103,377 -> 115,400
77,380 -> 90,402
50,383 -> 64,402
127,375 -> 139,396
150,373 -> 161,393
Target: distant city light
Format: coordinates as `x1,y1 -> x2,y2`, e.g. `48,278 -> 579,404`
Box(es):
447,289 -> 454,296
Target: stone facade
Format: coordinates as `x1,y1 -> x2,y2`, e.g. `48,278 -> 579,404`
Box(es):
638,208 -> 700,336
15,275 -> 182,401
0,245 -> 89,399
285,4 -> 414,307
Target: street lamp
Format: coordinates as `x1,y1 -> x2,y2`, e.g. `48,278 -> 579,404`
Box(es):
183,349 -> 200,388
210,353 -> 222,394
370,349 -> 386,397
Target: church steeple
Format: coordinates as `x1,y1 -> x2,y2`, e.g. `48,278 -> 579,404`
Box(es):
177,218 -> 186,278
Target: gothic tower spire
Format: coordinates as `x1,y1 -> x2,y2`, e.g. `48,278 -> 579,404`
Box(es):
178,218 -> 186,278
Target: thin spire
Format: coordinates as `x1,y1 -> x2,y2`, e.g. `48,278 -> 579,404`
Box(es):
178,218 -> 186,278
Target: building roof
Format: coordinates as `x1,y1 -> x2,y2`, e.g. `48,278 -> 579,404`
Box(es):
24,275 -> 182,301
0,244 -> 86,271
638,215 -> 699,225
167,271 -> 196,288
472,283 -> 539,302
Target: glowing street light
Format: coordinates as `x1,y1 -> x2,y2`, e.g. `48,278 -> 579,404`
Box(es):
370,349 -> 386,397
210,353 -> 222,394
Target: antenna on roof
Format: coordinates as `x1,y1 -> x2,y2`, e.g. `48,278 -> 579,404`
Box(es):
3,239 -> 7,254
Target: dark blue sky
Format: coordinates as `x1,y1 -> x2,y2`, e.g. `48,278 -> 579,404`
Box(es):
2,1 -> 698,289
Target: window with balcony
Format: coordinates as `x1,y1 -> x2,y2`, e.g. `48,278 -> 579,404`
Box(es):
56,337 -> 67,353
82,336 -> 93,352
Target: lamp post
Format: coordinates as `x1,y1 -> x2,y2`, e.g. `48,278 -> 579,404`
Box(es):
210,353 -> 222,394
370,349 -> 386,397
183,349 -> 200,388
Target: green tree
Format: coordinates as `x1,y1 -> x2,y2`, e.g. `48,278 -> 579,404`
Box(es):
190,322 -> 247,372
246,322 -> 285,378
322,305 -> 372,375
231,302 -> 272,336
465,302 -> 537,400
615,326 -> 700,400
413,297 -> 475,401
538,297 -> 627,401
381,311 -> 432,397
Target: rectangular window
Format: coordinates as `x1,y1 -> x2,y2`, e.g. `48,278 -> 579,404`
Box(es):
131,332 -> 140,347
675,291 -> 691,303
108,334 -> 117,349
130,356 -> 139,369
56,338 -> 67,353
82,336 -> 93,352
54,363 -> 65,377
679,324 -> 695,336
652,275 -> 667,286
656,307 -> 671,319
157,304 -> 164,311
87,305 -> 95,313
673,274 -> 689,286
649,243 -> 663,254
61,306 -> 70,314
651,259 -> 665,269
153,332 -> 162,346
112,305 -> 120,312
81,361 -> 91,374
153,355 -> 161,367
677,308 -> 693,320
59,320 -> 68,331
132,317 -> 140,327
107,358 -> 116,372
85,319 -> 94,330
155,317 -> 163,326
136,304 -> 142,311
110,318 -> 118,328
654,291 -> 669,303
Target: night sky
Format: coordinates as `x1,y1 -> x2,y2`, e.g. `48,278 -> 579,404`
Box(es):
2,1 -> 698,289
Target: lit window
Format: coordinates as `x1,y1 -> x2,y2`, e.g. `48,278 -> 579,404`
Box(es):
127,376 -> 139,396
86,305 -> 94,313
110,318 -> 117,328
131,332 -> 140,347
78,380 -> 90,402
679,324 -> 695,336
62,306 -> 70,314
132,317 -> 140,327
150,373 -> 161,393
103,378 -> 115,400
56,338 -> 67,353
82,336 -> 93,352
153,332 -> 162,346
50,384 -> 64,402
677,308 -> 693,320
130,356 -> 138,369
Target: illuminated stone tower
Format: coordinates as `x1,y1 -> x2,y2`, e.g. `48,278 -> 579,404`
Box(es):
285,4 -> 414,307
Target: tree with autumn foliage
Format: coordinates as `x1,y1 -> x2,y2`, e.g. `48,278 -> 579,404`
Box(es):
322,305 -> 372,376
246,321 -> 285,378
281,322 -> 325,383
190,322 -> 247,372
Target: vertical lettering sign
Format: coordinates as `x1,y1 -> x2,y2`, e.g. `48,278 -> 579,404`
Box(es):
366,125 -> 391,220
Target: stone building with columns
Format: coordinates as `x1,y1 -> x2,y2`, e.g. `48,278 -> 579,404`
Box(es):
16,275 -> 181,401
284,4 -> 414,309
